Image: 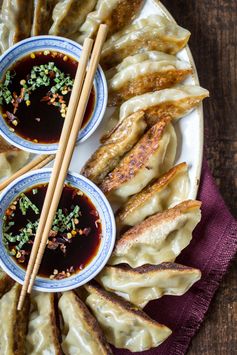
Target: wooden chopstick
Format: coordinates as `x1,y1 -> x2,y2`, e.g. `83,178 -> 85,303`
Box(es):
0,154 -> 55,192
32,154 -> 55,170
17,37 -> 94,310
27,24 -> 108,294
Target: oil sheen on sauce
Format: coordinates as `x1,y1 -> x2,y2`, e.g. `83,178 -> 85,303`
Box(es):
4,184 -> 102,278
1,51 -> 95,143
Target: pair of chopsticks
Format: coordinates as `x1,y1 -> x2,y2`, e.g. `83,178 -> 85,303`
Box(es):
17,24 -> 108,310
0,154 -> 55,192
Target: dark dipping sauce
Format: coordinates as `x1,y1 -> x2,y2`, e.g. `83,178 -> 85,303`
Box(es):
0,51 -> 95,143
3,184 -> 102,279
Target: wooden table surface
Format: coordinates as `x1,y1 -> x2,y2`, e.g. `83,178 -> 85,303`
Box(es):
162,0 -> 237,354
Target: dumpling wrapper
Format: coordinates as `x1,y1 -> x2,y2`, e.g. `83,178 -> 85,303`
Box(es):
96,263 -> 201,308
0,12 -> 9,54
78,0 -> 144,43
109,200 -> 202,267
116,162 -> 189,232
0,137 -> 29,179
0,283 -> 30,355
26,292 -> 62,355
59,291 -> 112,355
0,268 -> 14,298
101,15 -> 191,69
84,282 -> 172,352
108,51 -> 192,106
0,0 -> 34,51
111,51 -> 189,73
119,85 -> 209,126
81,111 -> 147,184
49,0 -> 97,38
31,0 -> 58,36
100,117 -> 177,203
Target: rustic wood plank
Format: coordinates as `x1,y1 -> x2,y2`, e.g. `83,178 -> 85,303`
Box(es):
162,0 -> 237,353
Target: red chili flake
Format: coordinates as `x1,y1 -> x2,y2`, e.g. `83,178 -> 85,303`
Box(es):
47,238 -> 59,250
20,88 -> 25,99
60,244 -> 67,254
18,254 -> 25,263
79,227 -> 91,236
41,95 -> 51,102
69,266 -> 74,273
72,189 -> 77,199
5,208 -> 13,216
6,111 -> 17,123
95,219 -> 101,229
49,229 -> 58,238
90,210 -> 99,217
49,71 -> 55,79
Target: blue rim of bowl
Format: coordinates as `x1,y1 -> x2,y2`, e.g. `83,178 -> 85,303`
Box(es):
0,36 -> 108,154
0,169 -> 116,292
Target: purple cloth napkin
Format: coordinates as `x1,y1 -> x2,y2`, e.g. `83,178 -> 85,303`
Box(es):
114,159 -> 237,355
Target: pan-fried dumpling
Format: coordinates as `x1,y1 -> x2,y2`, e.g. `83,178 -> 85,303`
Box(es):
78,0 -> 144,43
0,0 -> 34,50
0,283 -> 30,355
0,13 -> 9,54
84,282 -> 172,352
49,0 -> 97,38
116,162 -> 189,232
100,117 -> 177,203
108,51 -> 192,106
96,263 -> 201,308
101,15 -> 191,69
109,200 -> 201,267
59,291 -> 112,355
31,0 -> 58,36
0,137 -> 29,179
119,85 -> 209,126
111,51 -> 187,72
0,268 -> 14,298
26,292 -> 62,355
81,111 -> 147,184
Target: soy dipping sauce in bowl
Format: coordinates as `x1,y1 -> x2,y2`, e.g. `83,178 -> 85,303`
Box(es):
0,169 -> 115,292
0,51 -> 95,144
0,36 -> 108,154
3,183 -> 101,280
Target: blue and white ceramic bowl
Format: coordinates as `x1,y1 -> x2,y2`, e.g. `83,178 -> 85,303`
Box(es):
0,169 -> 116,292
0,36 -> 108,154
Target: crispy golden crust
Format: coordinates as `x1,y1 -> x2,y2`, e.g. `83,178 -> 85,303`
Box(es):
0,269 -> 15,297
114,200 -> 202,249
0,136 -> 19,154
103,263 -> 201,275
107,0 -> 144,37
100,116 -> 171,194
116,162 -> 188,225
143,96 -> 208,127
49,294 -> 63,355
101,31 -> 190,70
12,0 -> 34,43
32,0 -> 57,36
81,111 -> 146,184
108,69 -> 193,106
13,284 -> 30,355
85,281 -> 167,328
64,292 -> 113,355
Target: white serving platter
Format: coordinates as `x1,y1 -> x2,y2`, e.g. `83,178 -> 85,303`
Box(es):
69,0 -> 203,200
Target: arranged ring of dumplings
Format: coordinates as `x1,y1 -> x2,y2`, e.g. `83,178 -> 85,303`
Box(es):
0,0 -> 209,353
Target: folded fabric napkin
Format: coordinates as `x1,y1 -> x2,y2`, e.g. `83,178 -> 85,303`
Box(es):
114,159 -> 237,355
